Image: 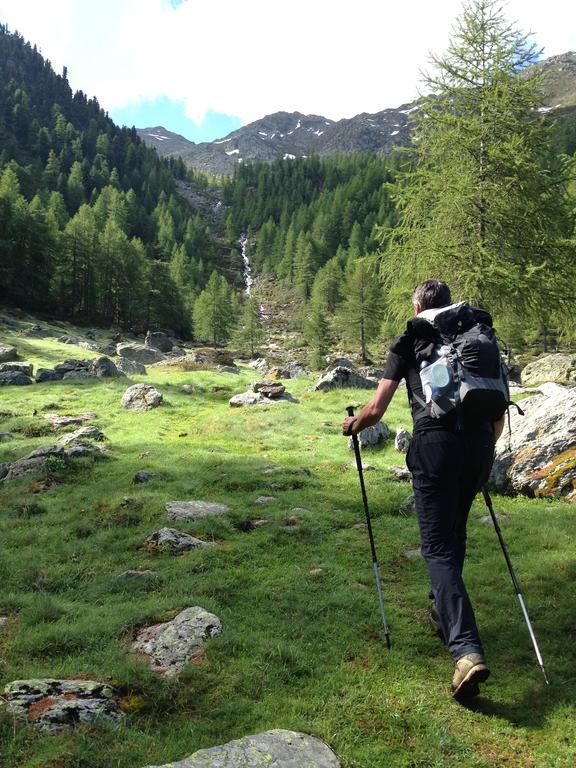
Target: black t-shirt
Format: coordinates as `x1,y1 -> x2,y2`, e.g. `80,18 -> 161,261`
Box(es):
382,330 -> 458,432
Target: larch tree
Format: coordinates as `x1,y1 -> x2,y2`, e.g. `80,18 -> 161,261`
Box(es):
380,0 -> 575,326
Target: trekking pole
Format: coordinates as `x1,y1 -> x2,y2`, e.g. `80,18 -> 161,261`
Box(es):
346,406 -> 391,649
481,486 -> 549,684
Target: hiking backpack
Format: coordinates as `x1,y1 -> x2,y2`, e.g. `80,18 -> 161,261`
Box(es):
408,301 -> 510,424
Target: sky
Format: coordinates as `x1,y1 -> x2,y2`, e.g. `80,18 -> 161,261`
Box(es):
0,0 -> 575,143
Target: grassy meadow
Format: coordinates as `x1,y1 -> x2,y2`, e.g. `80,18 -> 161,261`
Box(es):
0,323 -> 574,768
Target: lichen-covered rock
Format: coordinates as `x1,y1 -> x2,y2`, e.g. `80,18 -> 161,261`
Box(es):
0,371 -> 33,386
0,344 -> 18,362
132,606 -> 223,676
115,357 -> 147,375
521,354 -> 576,386
166,500 -> 229,522
0,361 -> 33,376
489,387 -> 576,500
144,527 -> 213,554
348,422 -> 390,450
315,366 -> 378,392
57,426 -> 105,446
44,412 -> 97,427
117,342 -> 165,365
2,456 -> 47,481
395,427 -> 412,453
140,729 -> 341,768
3,679 -> 124,734
121,384 -> 163,411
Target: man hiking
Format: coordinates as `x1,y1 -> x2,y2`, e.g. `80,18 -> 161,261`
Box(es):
342,279 -> 506,701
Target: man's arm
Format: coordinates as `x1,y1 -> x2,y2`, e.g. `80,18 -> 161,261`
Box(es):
342,378 -> 399,436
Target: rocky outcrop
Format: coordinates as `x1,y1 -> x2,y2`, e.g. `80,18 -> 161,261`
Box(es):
121,384 -> 163,411
115,357 -> 146,375
117,342 -> 165,365
131,606 -> 222,676
521,354 -> 576,386
144,527 -> 213,554
140,730 -> 341,768
489,386 -> 576,500
145,331 -> 173,353
0,362 -> 33,376
315,366 -> 378,392
91,356 -> 123,378
0,370 -> 33,386
3,679 -> 124,733
165,500 -> 230,522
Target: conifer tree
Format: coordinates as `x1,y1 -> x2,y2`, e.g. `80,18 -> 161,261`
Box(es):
338,259 -> 383,362
381,0 -> 574,321
193,271 -> 237,345
304,301 -> 333,369
235,296 -> 266,357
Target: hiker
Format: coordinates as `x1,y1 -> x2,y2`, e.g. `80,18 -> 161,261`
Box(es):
342,279 -> 506,701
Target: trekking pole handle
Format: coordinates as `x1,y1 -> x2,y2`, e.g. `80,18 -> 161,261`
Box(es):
345,406 -> 358,435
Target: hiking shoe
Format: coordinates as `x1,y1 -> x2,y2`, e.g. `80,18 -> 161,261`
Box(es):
429,602 -> 445,643
451,653 -> 490,702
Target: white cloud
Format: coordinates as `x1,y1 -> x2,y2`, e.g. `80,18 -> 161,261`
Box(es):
0,0 -> 574,126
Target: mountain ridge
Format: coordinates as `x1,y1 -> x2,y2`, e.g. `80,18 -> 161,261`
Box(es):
137,51 -> 576,174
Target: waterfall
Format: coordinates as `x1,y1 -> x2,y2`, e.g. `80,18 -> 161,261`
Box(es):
240,234 -> 253,294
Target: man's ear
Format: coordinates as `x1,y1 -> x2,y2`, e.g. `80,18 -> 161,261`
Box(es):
414,303 -> 421,316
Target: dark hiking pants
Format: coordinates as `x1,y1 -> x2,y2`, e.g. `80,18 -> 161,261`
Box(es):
406,426 -> 495,661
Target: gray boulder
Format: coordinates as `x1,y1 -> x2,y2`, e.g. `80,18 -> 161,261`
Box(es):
131,606 -> 222,676
91,356 -> 122,378
349,422 -> 390,450
166,500 -> 230,522
145,331 -> 173,353
315,366 -> 378,392
54,359 -> 91,374
325,357 -> 355,371
395,427 -> 412,453
36,368 -> 64,383
57,335 -> 79,345
0,463 -> 8,479
0,616 -> 7,632
140,730 -> 341,768
521,354 -> 576,387
116,357 -> 146,375
2,456 -> 47,481
285,360 -> 311,378
144,527 -> 213,554
489,387 -> 576,500
0,433 -> 14,442
0,362 -> 33,376
0,344 -> 18,362
3,679 -> 123,734
121,384 -> 163,411
0,371 -> 33,386
252,380 -> 286,398
229,391 -> 268,407
247,357 -> 268,371
117,342 -> 165,365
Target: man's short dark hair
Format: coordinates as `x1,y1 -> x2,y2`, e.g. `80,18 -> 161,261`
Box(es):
412,280 -> 451,311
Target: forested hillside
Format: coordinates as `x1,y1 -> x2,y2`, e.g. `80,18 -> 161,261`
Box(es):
0,25 -> 221,335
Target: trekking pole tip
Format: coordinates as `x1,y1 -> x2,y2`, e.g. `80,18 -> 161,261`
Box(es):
385,633 -> 391,650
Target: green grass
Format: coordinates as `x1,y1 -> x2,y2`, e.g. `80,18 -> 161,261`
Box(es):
0,326 -> 575,767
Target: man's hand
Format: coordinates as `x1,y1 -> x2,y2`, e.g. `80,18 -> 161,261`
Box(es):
342,416 -> 358,436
